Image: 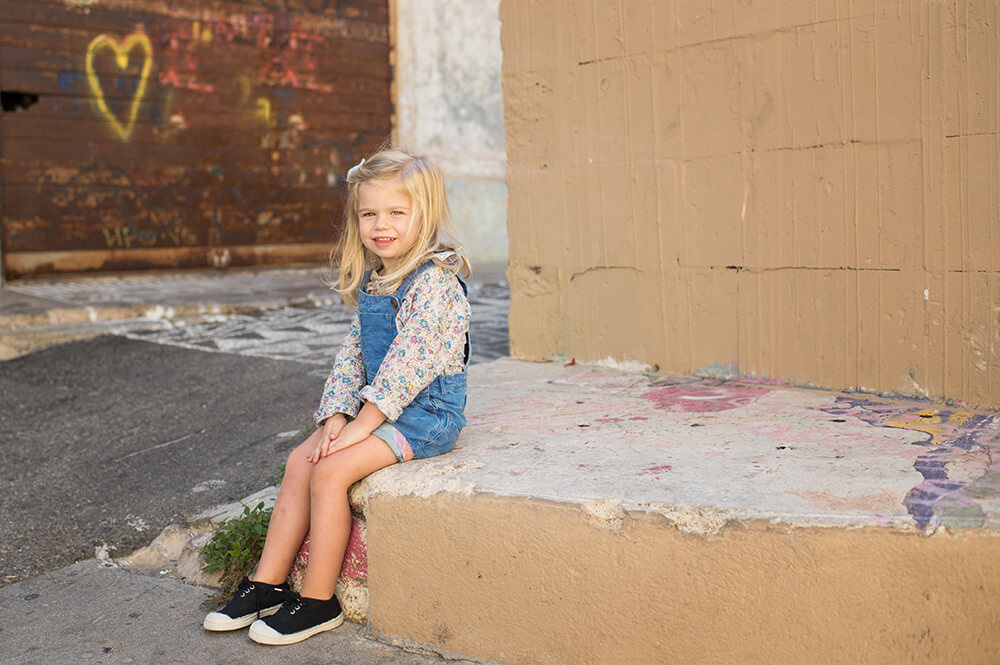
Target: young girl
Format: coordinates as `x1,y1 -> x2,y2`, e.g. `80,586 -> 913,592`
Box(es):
202,148 -> 471,645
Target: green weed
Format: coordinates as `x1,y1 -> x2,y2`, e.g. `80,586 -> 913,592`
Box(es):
199,502 -> 272,609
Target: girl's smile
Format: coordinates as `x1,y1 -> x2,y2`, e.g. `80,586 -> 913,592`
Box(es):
358,178 -> 419,270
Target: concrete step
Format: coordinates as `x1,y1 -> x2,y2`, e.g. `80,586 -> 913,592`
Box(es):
353,359 -> 999,664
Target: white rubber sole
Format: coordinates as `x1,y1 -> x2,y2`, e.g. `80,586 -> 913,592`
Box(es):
248,612 -> 344,645
202,604 -> 282,632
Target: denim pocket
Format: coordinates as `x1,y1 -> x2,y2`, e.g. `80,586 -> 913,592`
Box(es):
436,373 -> 467,396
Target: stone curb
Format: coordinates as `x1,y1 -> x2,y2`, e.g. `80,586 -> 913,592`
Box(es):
116,486 -> 281,590
117,481 -> 374,625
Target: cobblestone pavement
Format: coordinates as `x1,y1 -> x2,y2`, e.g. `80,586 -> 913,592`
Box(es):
122,276 -> 511,367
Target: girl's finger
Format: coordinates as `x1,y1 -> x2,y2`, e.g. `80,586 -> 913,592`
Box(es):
329,437 -> 357,455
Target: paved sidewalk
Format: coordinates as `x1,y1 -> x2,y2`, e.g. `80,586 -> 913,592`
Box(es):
0,559 -> 477,665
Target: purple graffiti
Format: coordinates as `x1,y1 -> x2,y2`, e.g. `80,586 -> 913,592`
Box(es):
819,397 -> 999,531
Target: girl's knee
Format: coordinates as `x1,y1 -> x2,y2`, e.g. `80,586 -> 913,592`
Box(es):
309,457 -> 350,495
282,435 -> 318,483
285,446 -> 309,475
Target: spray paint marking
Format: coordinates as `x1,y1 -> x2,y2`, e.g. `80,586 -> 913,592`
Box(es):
85,33 -> 154,141
642,377 -> 771,413
289,516 -> 368,590
818,397 -> 1000,531
643,464 -> 673,478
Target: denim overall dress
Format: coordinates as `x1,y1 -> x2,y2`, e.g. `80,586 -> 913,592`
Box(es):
358,262 -> 469,461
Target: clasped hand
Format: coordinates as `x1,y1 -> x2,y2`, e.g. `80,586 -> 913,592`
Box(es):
307,414 -> 369,463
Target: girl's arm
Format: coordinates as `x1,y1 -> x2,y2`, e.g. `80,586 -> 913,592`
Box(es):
313,312 -> 366,424
359,267 -> 470,421
310,400 -> 387,461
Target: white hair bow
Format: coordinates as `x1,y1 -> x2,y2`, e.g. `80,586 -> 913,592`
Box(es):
346,158 -> 365,182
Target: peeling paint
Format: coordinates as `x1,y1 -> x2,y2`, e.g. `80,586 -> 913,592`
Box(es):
581,499 -> 625,529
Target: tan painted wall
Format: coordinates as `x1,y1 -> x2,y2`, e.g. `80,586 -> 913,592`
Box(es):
367,494 -> 1000,665
500,0 -> 1000,408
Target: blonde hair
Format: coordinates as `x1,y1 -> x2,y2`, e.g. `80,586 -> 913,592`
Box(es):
330,147 -> 472,306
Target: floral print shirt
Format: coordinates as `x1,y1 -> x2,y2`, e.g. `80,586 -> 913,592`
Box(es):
313,265 -> 471,424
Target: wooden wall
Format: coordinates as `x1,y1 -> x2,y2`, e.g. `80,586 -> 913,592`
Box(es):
0,0 -> 391,277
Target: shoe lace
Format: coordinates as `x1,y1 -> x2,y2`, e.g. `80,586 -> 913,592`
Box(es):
286,598 -> 303,615
236,580 -> 263,619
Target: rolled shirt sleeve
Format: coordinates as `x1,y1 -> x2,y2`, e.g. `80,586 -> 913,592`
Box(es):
313,312 -> 366,424
359,267 -> 470,422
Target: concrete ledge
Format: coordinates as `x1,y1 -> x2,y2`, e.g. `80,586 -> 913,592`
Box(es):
356,359 -> 1000,664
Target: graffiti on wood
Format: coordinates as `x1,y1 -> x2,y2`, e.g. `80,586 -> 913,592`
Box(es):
1,0 -> 392,276
85,33 -> 154,141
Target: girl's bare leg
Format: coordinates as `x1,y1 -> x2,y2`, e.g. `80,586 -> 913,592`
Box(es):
299,435 -> 399,600
252,429 -> 326,585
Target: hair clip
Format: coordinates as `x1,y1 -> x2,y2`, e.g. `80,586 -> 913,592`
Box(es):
346,158 -> 365,182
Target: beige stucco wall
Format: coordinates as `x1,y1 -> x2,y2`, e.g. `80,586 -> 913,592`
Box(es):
368,494 -> 1000,665
392,0 -> 508,272
500,0 -> 1000,408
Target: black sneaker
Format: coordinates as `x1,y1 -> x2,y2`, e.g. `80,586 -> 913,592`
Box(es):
202,577 -> 295,631
248,594 -> 344,645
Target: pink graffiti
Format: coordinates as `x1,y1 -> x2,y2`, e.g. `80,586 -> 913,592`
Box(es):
643,464 -> 672,477
642,382 -> 771,412
159,68 -> 215,92
288,515 -> 367,590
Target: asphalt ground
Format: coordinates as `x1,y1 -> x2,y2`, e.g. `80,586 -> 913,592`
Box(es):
0,335 -> 321,586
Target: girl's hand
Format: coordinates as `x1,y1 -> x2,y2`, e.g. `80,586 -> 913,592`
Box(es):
321,420 -> 372,458
307,414 -> 347,463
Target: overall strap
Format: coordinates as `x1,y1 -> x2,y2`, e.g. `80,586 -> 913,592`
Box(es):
359,269 -> 373,292
393,261 -> 437,304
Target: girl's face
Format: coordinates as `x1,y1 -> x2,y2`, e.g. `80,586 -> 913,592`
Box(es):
357,177 -> 420,271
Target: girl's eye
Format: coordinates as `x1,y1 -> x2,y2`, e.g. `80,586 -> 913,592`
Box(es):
391,210 -> 405,215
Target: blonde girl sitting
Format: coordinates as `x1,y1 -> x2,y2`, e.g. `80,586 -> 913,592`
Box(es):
203,148 -> 472,645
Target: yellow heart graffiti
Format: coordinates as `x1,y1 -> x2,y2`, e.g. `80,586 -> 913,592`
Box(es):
85,33 -> 153,141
